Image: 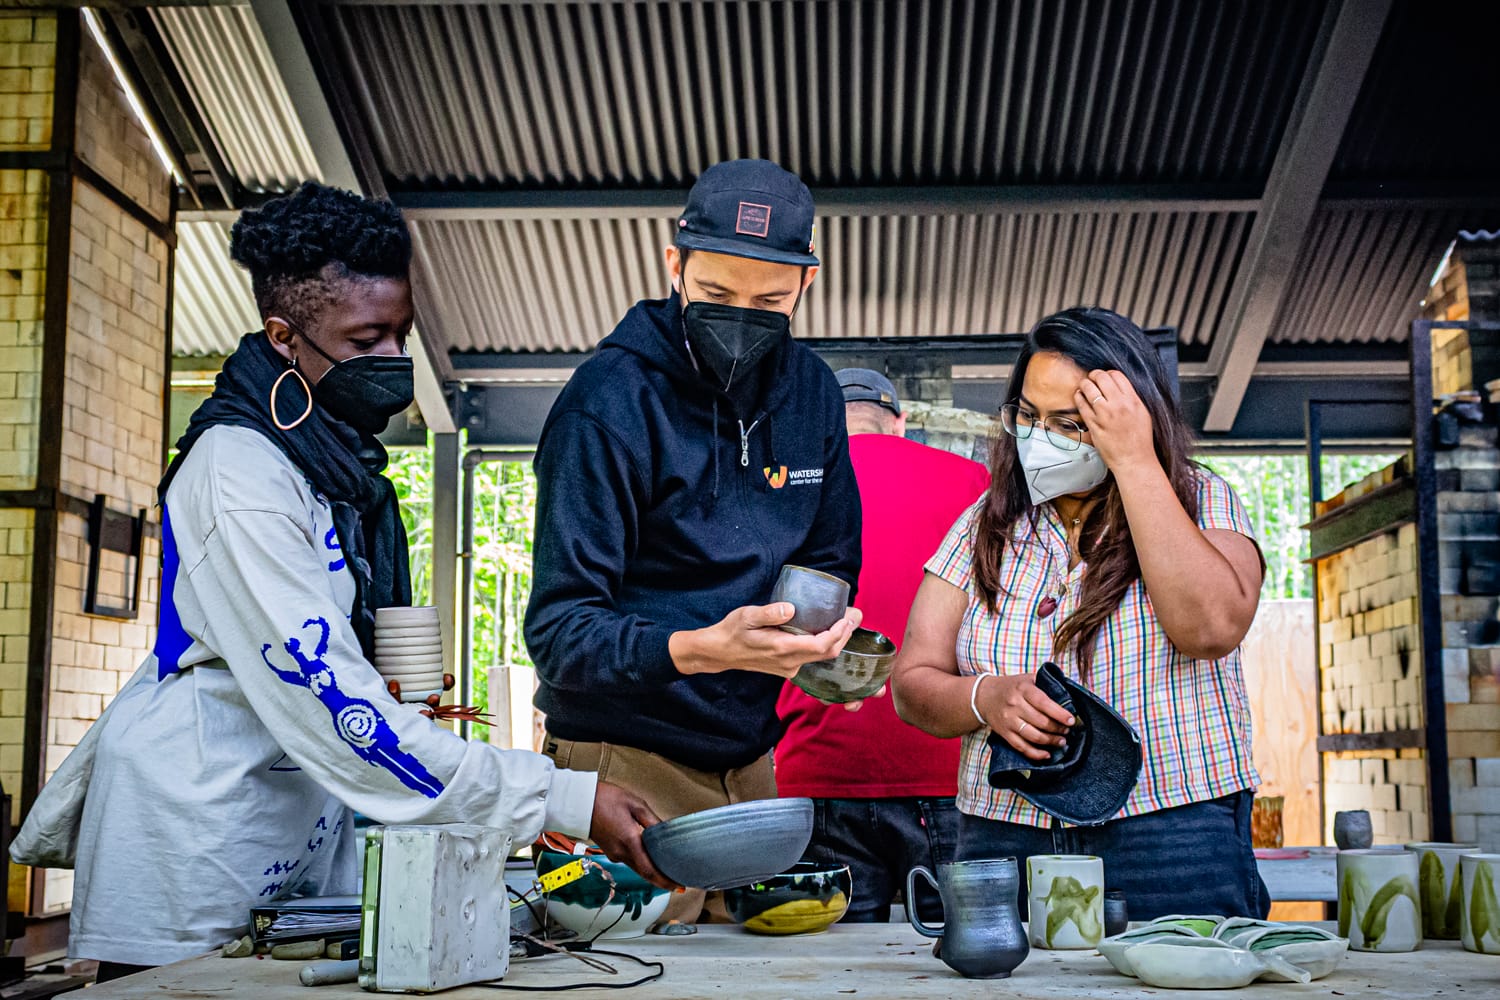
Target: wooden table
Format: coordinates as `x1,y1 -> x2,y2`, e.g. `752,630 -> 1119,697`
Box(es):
84,923 -> 1500,999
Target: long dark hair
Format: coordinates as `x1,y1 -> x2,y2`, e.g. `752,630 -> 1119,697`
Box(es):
973,307 -> 1199,677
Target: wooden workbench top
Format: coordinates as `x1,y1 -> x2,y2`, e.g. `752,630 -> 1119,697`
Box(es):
83,923 -> 1500,999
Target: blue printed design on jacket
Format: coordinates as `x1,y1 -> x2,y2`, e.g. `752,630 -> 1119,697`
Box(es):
260,617 -> 444,798
324,526 -> 345,573
154,506 -> 194,680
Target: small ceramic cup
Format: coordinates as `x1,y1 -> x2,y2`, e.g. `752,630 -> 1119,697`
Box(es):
1333,810 -> 1373,850
1103,890 -> 1129,938
1405,841 -> 1479,940
1337,849 -> 1422,952
770,565 -> 850,635
1460,853 -> 1500,954
1026,854 -> 1104,949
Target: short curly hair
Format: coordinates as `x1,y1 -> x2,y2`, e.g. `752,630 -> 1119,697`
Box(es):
229,181 -> 412,328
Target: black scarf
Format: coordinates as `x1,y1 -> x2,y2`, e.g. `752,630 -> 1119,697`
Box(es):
159,332 -> 411,658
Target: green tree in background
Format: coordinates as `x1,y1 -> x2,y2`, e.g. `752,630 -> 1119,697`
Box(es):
1198,452 -> 1398,599
388,448 -> 537,743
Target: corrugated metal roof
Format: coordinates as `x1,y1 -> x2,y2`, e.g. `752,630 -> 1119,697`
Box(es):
327,0 -> 1324,190
1332,0 -> 1500,184
172,220 -> 258,356
1273,207 -> 1500,345
418,209 -> 1253,353
152,5 -> 320,192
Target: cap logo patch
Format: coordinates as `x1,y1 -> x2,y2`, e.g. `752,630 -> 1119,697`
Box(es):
736,202 -> 772,238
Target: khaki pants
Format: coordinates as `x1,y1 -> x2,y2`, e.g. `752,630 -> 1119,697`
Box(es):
542,733 -> 776,926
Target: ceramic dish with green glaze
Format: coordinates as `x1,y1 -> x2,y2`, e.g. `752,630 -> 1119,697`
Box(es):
1097,924 -> 1204,977
1214,917 -> 1349,981
1123,937 -> 1311,990
722,862 -> 852,935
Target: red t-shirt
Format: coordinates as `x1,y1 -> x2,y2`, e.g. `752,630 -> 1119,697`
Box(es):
774,433 -> 990,798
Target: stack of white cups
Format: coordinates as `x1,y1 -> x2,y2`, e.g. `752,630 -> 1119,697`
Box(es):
373,606 -> 445,703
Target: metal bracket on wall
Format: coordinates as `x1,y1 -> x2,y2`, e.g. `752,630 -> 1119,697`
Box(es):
83,494 -> 147,621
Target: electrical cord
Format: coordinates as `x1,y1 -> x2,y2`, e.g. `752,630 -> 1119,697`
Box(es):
473,948 -> 665,991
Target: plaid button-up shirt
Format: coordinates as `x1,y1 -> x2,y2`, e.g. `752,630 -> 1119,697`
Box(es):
926,468 -> 1261,828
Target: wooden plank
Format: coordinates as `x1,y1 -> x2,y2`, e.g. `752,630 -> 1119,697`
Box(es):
1317,730 -> 1425,753
1240,600 -> 1321,850
78,924 -> 1497,999
1304,479 -> 1416,562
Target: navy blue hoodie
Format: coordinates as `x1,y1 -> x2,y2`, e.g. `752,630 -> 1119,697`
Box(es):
524,293 -> 861,771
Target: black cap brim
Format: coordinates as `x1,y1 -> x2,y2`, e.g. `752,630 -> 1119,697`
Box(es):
676,231 -> 820,268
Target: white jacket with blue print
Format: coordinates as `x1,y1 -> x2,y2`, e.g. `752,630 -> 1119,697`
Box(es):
46,425 -> 596,965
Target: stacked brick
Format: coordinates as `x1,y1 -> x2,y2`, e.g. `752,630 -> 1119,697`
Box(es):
1315,513 -> 1429,845
1435,425 -> 1500,848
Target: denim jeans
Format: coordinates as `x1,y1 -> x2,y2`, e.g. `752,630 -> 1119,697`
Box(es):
955,790 -> 1269,921
801,797 -> 960,923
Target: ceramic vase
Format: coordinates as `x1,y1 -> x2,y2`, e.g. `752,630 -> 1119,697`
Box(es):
1460,853 -> 1500,955
1405,842 -> 1478,940
1337,849 -> 1422,952
1333,810 -> 1373,850
1026,854 -> 1105,949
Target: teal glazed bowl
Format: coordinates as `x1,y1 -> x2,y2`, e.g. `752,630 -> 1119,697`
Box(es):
534,850 -> 670,940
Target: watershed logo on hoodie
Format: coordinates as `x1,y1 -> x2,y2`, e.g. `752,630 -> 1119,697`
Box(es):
765,465 -> 823,489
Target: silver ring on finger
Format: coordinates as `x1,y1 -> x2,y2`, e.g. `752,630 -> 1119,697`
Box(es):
1092,395 -> 1105,404
1018,719 -> 1029,735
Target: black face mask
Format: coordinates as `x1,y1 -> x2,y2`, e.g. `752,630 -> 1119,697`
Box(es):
290,322 -> 415,435
682,301 -> 789,397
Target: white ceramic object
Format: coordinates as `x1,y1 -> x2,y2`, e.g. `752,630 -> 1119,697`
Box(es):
396,689 -> 443,705
376,636 -> 444,653
544,889 -> 671,940
1097,925 -> 1202,977
1406,842 -> 1480,941
1124,938 -> 1311,990
374,606 -> 440,627
1215,918 -> 1349,981
1337,848 -> 1423,952
1026,854 -> 1104,949
1460,853 -> 1500,954
375,625 -> 441,639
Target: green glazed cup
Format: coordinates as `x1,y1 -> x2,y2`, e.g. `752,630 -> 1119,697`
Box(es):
1026,854 -> 1104,950
1337,849 -> 1422,952
1405,841 -> 1478,940
1460,853 -> 1500,955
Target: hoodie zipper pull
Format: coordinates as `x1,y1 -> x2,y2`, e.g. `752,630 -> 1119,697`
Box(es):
738,419 -> 751,467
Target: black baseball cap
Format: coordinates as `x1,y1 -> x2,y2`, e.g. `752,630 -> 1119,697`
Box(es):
836,368 -> 901,415
675,159 -> 819,267
985,663 -> 1143,826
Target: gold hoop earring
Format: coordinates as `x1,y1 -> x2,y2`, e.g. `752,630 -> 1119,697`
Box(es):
270,364 -> 313,430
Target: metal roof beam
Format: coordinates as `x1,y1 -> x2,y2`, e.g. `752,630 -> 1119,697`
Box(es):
388,183 -> 1263,221
246,0 -> 455,433
1202,0 -> 1393,433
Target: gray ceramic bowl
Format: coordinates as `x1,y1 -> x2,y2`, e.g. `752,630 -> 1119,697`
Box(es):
791,628 -> 896,703
642,798 -> 814,890
771,565 -> 850,635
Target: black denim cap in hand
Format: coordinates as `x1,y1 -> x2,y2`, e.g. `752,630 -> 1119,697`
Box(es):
675,159 -> 820,267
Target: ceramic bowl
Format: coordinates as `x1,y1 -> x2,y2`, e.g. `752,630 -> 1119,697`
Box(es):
1215,918 -> 1349,981
374,606 -> 440,627
534,850 -> 671,940
1125,937 -> 1310,990
790,628 -> 897,703
723,861 -> 852,935
1097,925 -> 1204,977
771,565 -> 850,635
642,798 -> 814,890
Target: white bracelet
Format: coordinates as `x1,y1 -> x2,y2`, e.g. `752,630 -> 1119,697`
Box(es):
969,674 -> 989,728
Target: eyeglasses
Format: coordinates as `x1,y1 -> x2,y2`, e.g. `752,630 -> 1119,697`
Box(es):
999,403 -> 1088,451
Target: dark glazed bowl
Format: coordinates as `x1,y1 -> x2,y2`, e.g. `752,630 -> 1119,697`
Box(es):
642,798 -> 814,890
791,627 -> 897,703
723,861 -> 853,935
